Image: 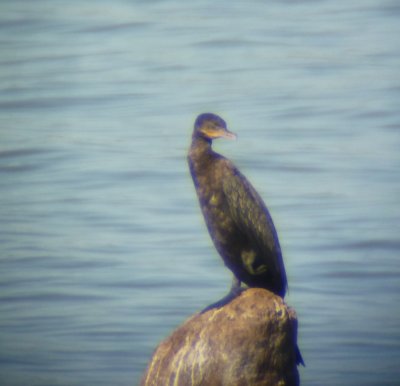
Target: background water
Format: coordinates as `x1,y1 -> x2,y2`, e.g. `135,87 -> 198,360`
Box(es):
1,1 -> 399,385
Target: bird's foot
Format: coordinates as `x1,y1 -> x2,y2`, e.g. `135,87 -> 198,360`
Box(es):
200,286 -> 245,314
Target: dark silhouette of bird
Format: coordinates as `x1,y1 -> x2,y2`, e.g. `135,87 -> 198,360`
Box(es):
188,112 -> 287,300
187,113 -> 304,366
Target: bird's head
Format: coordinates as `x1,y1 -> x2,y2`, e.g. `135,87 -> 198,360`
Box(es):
193,113 -> 236,141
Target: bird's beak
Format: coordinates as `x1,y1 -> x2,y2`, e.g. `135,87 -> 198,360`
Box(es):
221,128 -> 237,140
201,126 -> 237,140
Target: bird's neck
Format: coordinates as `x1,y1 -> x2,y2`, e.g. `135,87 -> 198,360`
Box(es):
188,136 -> 218,179
189,136 -> 213,161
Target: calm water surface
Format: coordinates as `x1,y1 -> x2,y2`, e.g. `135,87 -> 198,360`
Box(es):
1,1 -> 400,385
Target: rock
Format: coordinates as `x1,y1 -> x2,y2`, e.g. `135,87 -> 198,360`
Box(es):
140,288 -> 300,386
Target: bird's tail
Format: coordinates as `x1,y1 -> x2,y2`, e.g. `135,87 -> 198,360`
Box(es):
296,344 -> 305,367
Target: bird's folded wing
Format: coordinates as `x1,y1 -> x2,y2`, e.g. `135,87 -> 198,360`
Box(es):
222,168 -> 287,287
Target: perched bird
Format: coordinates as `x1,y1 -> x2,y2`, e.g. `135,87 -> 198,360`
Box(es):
188,113 -> 304,366
188,113 -> 287,301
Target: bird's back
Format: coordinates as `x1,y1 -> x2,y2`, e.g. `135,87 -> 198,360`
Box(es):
189,149 -> 287,297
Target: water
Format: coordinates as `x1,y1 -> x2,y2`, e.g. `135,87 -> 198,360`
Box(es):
1,1 -> 399,385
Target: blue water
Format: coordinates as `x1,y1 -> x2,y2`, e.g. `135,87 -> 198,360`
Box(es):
1,1 -> 400,385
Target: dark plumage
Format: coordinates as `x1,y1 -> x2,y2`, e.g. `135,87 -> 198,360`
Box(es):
188,113 -> 287,298
188,113 -> 304,367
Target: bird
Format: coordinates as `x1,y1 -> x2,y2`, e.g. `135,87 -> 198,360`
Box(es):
188,113 -> 305,367
188,113 -> 288,303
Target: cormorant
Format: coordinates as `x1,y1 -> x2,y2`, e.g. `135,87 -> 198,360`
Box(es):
187,113 -> 304,366
188,113 -> 287,300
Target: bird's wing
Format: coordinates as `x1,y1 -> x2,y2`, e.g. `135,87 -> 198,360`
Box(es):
221,164 -> 287,289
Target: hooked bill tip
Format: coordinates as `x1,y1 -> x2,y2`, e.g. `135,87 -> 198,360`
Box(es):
223,130 -> 237,140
